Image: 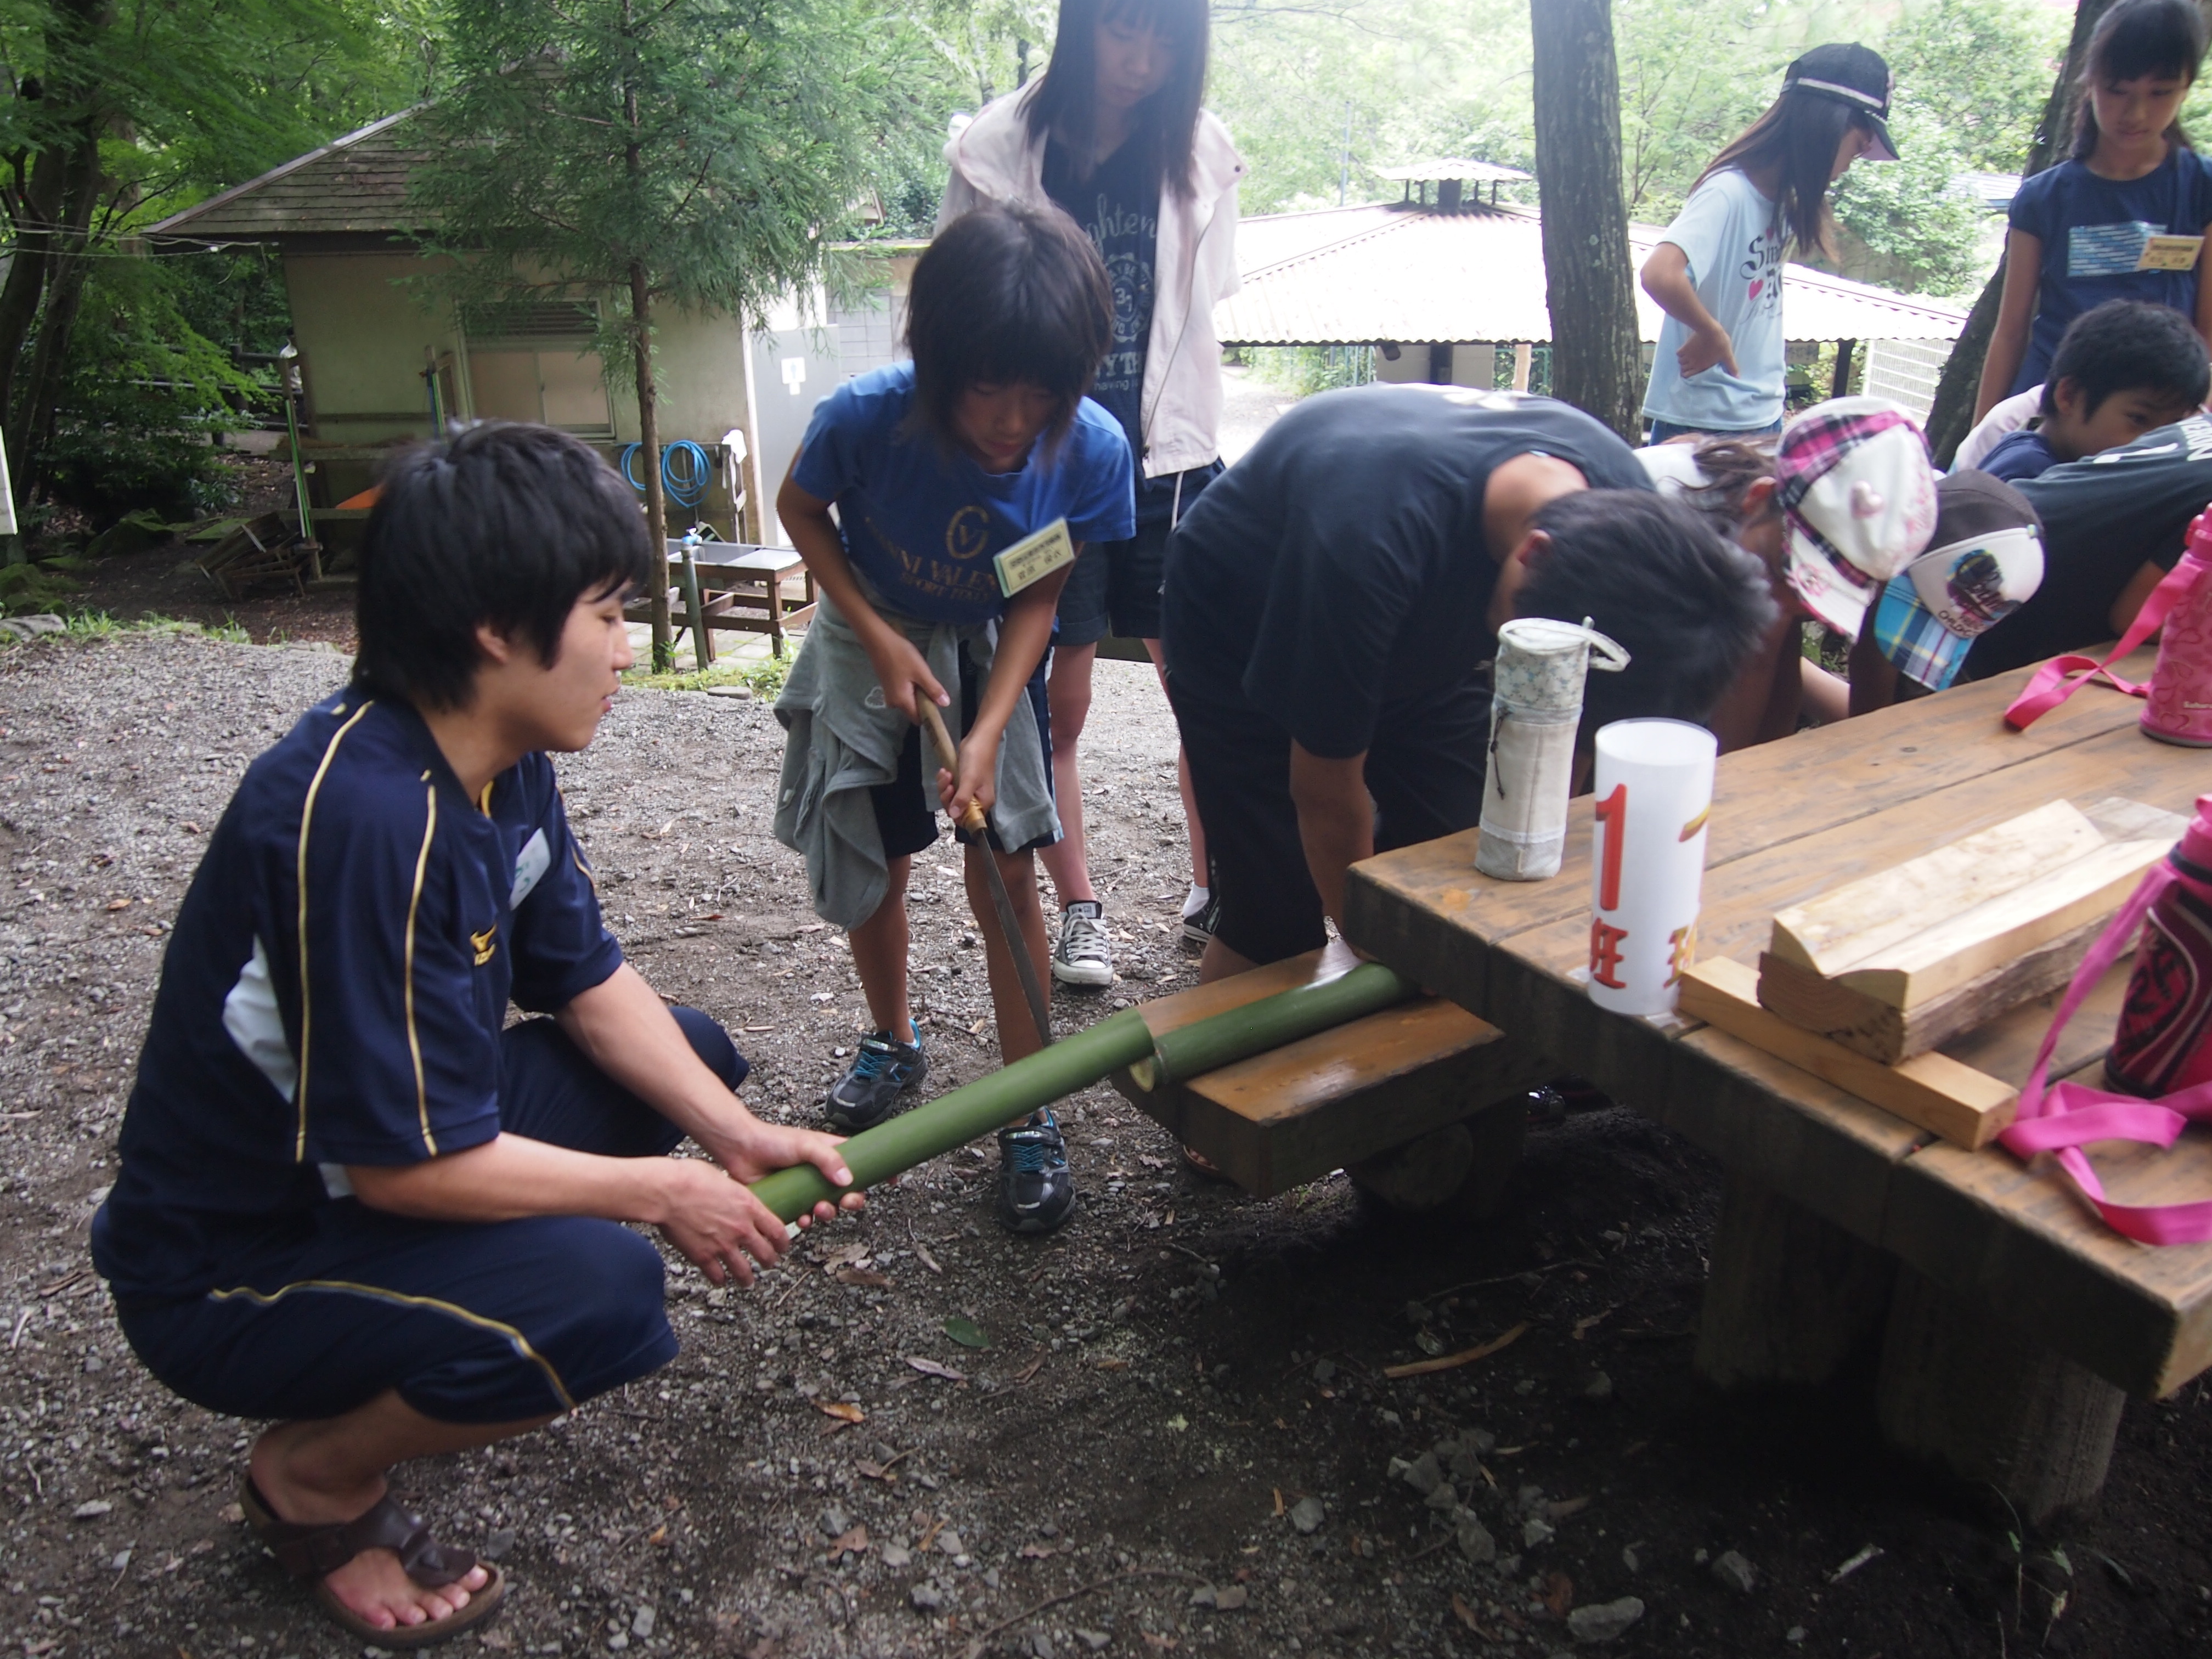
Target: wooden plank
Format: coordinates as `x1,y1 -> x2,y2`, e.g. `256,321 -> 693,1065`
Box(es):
1755,919 -> 2103,1065
1678,958 -> 2015,1149
1342,647 -> 2159,973
1883,1058 -> 2212,1399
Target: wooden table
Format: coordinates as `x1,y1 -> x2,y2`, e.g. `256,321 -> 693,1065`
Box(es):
1340,649 -> 2212,1519
627,543 -> 815,660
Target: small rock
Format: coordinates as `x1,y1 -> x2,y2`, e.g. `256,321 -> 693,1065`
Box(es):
1404,1301 -> 1433,1324
608,1636 -> 629,1653
1289,1495 -> 1326,1534
1693,1547 -> 1710,1566
1513,1378 -> 1537,1396
1580,1370 -> 1613,1402
938,1530 -> 965,1555
83,1356 -> 102,1374
1311,1358 -> 1338,1385
820,1505 -> 851,1538
1516,1484 -> 1548,1516
1189,1585 -> 1216,1609
1215,1585 -> 1248,1611
706,685 -> 752,699
1620,1544 -> 1640,1573
1423,1482 -> 1459,1513
1522,1517 -> 1556,1549
983,1566 -> 1002,1590
1566,1595 -> 1645,1644
880,1542 -> 912,1568
631,1606 -> 656,1638
1030,1632 -> 1056,1659
1076,1633 -> 1111,1654
1786,1626 -> 1807,1644
109,1550 -> 131,1572
1455,1511 -> 1497,1564
1444,1443 -> 1486,1484
909,1582 -> 944,1612
71,1500 -> 112,1521
482,1527 -> 516,1562
1397,1451 -> 1442,1496
1712,1550 -> 1758,1595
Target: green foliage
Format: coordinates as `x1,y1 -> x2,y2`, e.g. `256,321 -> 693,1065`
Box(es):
1245,344 -> 1374,397
0,556 -> 78,617
622,650 -> 789,697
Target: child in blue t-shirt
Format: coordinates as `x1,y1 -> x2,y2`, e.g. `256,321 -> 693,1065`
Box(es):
1977,0 -> 2212,420
1972,298 -> 2208,483
773,201 -> 1133,1234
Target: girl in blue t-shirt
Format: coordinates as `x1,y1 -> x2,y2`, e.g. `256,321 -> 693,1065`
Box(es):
772,201 -> 1133,1235
1978,0 -> 2212,420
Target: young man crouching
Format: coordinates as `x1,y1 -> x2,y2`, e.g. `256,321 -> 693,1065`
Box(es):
91,423 -> 857,1647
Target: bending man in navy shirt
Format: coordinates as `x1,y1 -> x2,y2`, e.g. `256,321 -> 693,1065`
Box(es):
92,424 -> 857,1647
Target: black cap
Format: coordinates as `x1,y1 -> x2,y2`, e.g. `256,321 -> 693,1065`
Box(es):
1782,42 -> 1898,161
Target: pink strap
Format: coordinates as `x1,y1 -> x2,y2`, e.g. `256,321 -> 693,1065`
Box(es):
1995,861 -> 2212,1244
2004,555 -> 2204,730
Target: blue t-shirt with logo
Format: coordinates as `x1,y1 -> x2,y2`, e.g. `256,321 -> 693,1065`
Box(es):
792,363 -> 1135,624
2007,148 -> 2212,394
1641,167 -> 1787,432
91,691 -> 625,1300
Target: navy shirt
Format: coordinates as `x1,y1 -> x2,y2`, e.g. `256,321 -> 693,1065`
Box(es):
791,363 -> 1135,624
1976,427 -> 2059,484
1163,387 -> 1654,758
1966,415 -> 2212,679
2006,148 -> 2212,394
92,691 -> 622,1300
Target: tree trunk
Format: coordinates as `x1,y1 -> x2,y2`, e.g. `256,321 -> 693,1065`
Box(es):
631,261 -> 672,670
8,122 -> 100,498
0,144 -> 71,434
1530,0 -> 1642,441
1923,0 -> 2114,461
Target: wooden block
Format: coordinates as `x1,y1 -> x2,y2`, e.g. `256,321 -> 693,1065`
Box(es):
1754,912 -> 2106,1064
1678,957 -> 2016,1148
1767,800 -> 2170,1010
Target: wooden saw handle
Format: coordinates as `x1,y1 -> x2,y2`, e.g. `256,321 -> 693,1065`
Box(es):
916,699 -> 990,837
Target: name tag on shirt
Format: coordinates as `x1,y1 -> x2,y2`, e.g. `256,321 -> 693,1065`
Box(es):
993,517 -> 1076,598
2138,234 -> 2203,272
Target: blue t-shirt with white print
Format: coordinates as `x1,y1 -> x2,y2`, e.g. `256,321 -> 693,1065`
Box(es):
792,363 -> 1135,624
2007,147 -> 2212,394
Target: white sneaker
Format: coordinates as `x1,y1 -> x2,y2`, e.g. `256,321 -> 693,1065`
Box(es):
1051,900 -> 1114,987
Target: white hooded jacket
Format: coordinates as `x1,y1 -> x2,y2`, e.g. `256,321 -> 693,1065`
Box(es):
939,88 -> 1246,483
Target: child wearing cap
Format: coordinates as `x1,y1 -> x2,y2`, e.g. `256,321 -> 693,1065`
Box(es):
1639,43 -> 1895,443
1976,0 -> 2212,423
1852,472 -> 2047,712
1971,300 -> 2209,483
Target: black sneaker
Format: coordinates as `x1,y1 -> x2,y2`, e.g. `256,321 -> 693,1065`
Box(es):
995,1110 -> 1074,1234
824,1026 -> 927,1131
1181,890 -> 1222,950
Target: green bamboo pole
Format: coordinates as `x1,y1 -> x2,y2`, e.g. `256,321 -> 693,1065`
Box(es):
747,962 -> 1423,1222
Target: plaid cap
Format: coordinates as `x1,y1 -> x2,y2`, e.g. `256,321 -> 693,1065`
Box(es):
1776,396 -> 1939,636
1870,470 -> 2044,690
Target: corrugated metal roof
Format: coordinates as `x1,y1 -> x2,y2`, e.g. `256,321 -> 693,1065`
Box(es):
1216,202 -> 1971,346
144,110 -> 427,240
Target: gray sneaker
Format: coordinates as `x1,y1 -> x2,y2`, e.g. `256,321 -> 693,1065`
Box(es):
1051,900 -> 1113,988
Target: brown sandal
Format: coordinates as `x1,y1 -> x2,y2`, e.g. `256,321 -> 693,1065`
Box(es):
241,1476 -> 505,1649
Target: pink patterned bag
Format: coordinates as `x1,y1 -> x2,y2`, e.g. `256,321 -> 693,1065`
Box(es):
1997,796 -> 2212,1244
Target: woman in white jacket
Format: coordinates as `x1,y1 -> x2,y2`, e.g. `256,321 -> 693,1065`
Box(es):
940,0 -> 1244,991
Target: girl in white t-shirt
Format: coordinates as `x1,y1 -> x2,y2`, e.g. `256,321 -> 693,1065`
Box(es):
1640,43 -> 1895,441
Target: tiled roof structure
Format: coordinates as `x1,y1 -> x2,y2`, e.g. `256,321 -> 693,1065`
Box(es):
145,110 -> 428,240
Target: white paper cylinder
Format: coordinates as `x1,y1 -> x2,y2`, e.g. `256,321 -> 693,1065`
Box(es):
1476,619 -> 1629,882
1587,719 -> 1717,1017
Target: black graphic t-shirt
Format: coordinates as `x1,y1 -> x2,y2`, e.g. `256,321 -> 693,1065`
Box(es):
1044,136 -> 1165,511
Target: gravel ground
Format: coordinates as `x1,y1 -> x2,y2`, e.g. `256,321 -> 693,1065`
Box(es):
2,630 -> 2209,1659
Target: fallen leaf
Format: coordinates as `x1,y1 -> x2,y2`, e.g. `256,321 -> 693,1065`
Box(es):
1138,1154 -> 1168,1170
1139,1634 -> 1179,1652
1383,1321 -> 1531,1379
1548,1496 -> 1591,1521
1094,1357 -> 1129,1371
1018,1541 -> 1057,1560
646,1524 -> 668,1546
943,1314 -> 990,1349
1543,1572 -> 1575,1617
1214,1585 -> 1249,1611
834,1268 -> 891,1289
823,1243 -> 871,1269
813,1400 -> 866,1426
826,1523 -> 870,1558
1272,1488 -> 1285,1516
914,1242 -> 944,1275
1015,1356 -> 1045,1384
1572,1307 -> 1616,1341
1451,1593 -> 1493,1638
906,1356 -> 967,1381
104,899 -> 131,911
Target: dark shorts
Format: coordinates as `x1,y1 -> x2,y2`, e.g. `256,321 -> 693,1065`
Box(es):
1055,465 -> 1222,646
1167,673 -> 1491,966
113,1008 -> 743,1426
871,644 -> 1055,859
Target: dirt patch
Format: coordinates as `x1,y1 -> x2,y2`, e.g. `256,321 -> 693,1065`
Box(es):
0,631 -> 2206,1658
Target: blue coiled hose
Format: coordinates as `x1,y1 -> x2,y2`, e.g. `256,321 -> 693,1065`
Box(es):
619,438 -> 710,511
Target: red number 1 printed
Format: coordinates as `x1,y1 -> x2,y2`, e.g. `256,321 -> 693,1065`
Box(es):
1594,783 -> 1627,910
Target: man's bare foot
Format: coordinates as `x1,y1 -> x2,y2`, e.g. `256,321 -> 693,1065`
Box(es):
248,1427 -> 490,1633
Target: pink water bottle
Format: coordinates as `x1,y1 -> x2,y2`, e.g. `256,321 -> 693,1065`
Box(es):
2107,794 -> 2212,1096
2141,515 -> 2212,747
